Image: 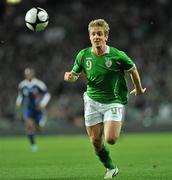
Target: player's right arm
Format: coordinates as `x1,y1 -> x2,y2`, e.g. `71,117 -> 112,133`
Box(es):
64,50 -> 83,82
16,82 -> 23,109
15,94 -> 22,120
15,84 -> 23,121
64,72 -> 80,82
16,92 -> 23,108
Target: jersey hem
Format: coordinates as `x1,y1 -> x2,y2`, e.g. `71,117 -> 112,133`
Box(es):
85,92 -> 127,105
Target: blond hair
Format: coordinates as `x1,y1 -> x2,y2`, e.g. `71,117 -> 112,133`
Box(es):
88,19 -> 110,36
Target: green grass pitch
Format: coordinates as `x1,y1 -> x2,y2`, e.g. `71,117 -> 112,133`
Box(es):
0,133 -> 171,180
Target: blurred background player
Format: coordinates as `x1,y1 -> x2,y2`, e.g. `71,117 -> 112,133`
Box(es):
16,67 -> 51,152
64,19 -> 146,179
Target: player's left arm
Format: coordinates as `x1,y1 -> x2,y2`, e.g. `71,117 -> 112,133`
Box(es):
40,92 -> 51,108
37,80 -> 51,109
117,50 -> 146,96
128,66 -> 146,96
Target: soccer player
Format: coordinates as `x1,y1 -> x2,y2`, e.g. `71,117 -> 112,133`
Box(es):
16,68 -> 51,152
64,19 -> 146,179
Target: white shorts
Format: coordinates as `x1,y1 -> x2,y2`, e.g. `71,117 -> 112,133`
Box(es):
83,93 -> 125,127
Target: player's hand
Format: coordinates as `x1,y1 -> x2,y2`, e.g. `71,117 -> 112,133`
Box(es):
130,87 -> 146,96
14,109 -> 22,123
64,72 -> 73,81
16,104 -> 21,109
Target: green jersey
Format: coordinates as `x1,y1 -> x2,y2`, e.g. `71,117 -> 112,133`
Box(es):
72,46 -> 135,104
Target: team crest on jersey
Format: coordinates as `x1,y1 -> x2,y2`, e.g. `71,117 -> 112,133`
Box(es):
105,58 -> 112,68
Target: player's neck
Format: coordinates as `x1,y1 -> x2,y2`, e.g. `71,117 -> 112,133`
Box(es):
26,77 -> 34,81
93,45 -> 107,56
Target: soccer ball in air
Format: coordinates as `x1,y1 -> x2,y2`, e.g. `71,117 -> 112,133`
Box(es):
25,7 -> 49,32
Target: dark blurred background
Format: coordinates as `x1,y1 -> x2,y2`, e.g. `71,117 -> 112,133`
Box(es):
0,0 -> 172,135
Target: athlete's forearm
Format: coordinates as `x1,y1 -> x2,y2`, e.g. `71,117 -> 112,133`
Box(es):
16,94 -> 23,107
129,67 -> 145,94
40,93 -> 51,108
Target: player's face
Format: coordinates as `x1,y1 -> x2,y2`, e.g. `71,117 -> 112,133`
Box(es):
24,68 -> 34,81
89,26 -> 108,49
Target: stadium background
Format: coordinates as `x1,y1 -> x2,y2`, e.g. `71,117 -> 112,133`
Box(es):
0,0 -> 172,135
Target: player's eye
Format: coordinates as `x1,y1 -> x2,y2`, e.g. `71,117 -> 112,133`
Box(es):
91,32 -> 102,37
97,32 -> 103,36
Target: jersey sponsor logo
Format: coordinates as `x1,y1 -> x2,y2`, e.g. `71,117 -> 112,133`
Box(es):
86,57 -> 92,60
105,58 -> 112,68
86,58 -> 92,70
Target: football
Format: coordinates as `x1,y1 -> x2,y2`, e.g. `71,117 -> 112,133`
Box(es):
25,7 -> 49,32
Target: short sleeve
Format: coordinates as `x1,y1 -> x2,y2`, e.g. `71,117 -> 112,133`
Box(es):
71,50 -> 84,74
117,50 -> 135,71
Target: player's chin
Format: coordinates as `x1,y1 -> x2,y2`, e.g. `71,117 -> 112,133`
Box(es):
94,44 -> 101,48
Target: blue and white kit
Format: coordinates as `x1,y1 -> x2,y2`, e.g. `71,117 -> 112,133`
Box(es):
16,78 -> 51,126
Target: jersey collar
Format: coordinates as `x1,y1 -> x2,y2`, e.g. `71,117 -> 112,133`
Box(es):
26,78 -> 36,83
104,45 -> 110,54
91,45 -> 110,55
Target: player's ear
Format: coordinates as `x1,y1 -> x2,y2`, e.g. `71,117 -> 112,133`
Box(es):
89,31 -> 91,41
104,32 -> 108,41
105,34 -> 108,41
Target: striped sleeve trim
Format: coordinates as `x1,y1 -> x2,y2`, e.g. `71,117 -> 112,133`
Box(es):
71,70 -> 81,76
127,64 -> 136,72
